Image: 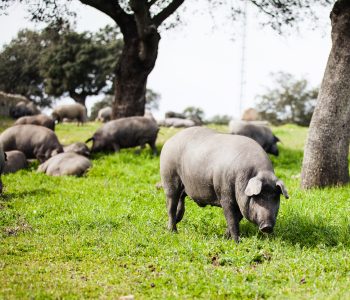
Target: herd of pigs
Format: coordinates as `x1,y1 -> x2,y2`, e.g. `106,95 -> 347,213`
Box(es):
0,102 -> 288,242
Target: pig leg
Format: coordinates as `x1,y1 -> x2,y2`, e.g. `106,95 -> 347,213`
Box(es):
148,140 -> 158,156
135,144 -> 145,154
220,198 -> 242,243
112,143 -> 120,152
140,144 -> 146,151
164,177 -> 183,232
176,191 -> 187,223
35,147 -> 47,163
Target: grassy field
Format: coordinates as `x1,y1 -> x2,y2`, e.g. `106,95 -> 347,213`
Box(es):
0,119 -> 349,299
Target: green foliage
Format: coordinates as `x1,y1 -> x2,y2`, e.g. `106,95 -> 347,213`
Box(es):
89,95 -> 113,121
40,23 -> 123,105
0,1 -> 333,33
0,29 -> 52,107
207,114 -> 232,125
0,122 -> 350,298
183,106 -> 205,124
256,72 -> 318,126
145,89 -> 161,112
0,23 -> 123,107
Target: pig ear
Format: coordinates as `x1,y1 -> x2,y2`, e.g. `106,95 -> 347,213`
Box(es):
245,177 -> 262,197
85,137 -> 94,143
273,135 -> 281,143
276,180 -> 289,199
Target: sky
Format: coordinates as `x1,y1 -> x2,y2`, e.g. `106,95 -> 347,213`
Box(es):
0,1 -> 333,120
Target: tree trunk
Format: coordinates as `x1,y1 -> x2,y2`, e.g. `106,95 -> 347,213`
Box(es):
69,91 -> 87,107
301,1 -> 350,189
112,30 -> 160,119
78,0 -> 185,120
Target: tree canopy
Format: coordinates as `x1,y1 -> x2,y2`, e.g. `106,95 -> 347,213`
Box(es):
256,72 -> 318,126
0,1 -> 333,32
40,23 -> 123,105
0,23 -> 123,107
183,106 -> 204,124
207,114 -> 232,125
0,29 -> 50,106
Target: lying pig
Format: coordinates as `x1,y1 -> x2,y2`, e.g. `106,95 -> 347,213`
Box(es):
38,152 -> 91,176
14,114 -> 55,131
63,142 -> 90,157
229,121 -> 280,156
0,125 -> 63,162
157,118 -> 195,128
3,150 -> 28,174
160,127 -> 289,243
86,116 -> 159,155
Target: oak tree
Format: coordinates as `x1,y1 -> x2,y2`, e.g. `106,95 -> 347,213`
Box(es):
0,23 -> 122,107
301,0 -> 350,188
256,72 -> 318,126
0,30 -> 51,106
40,23 -> 122,106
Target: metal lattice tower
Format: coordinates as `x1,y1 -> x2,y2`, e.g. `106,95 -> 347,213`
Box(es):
238,0 -> 248,117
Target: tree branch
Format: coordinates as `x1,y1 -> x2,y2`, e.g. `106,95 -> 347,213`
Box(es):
130,0 -> 153,38
147,0 -> 158,8
130,0 -> 160,62
79,0 -> 133,35
152,0 -> 185,27
248,0 -> 275,18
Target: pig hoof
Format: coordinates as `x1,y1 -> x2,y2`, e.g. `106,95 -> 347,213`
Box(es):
167,226 -> 178,233
155,182 -> 163,190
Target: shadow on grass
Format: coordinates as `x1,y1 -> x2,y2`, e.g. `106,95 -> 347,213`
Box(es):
1,188 -> 51,201
89,145 -> 162,160
239,212 -> 348,248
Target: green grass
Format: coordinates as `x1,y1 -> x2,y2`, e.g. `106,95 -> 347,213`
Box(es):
1,121 -> 350,299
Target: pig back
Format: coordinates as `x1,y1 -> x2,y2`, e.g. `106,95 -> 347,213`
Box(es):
54,103 -> 86,119
104,117 -> 159,148
38,152 -> 91,176
14,114 -> 55,130
161,127 -> 272,202
229,121 -> 273,149
0,125 -> 62,159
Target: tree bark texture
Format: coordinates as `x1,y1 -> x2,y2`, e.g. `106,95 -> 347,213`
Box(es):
79,0 -> 184,118
112,29 -> 160,118
301,1 -> 350,189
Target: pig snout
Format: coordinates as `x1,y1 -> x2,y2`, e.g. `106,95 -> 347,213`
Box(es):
257,213 -> 277,234
268,144 -> 279,156
259,222 -> 274,234
249,199 -> 278,234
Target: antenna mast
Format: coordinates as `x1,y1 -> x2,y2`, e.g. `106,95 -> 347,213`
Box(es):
238,0 -> 248,118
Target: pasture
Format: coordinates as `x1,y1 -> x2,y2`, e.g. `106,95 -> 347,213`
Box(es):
0,119 -> 349,299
